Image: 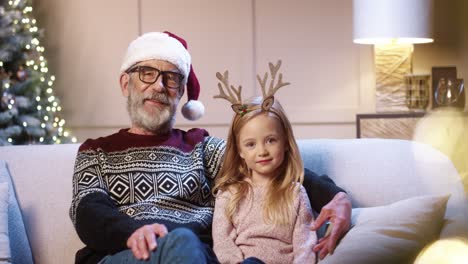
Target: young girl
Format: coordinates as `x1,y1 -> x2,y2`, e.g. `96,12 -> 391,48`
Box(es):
212,76 -> 317,264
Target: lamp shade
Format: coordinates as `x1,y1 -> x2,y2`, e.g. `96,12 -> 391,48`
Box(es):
353,0 -> 434,44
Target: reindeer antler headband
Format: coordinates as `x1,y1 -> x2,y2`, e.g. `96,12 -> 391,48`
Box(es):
214,60 -> 290,116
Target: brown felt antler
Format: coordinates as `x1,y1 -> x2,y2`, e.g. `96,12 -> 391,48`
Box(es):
214,71 -> 247,115
256,60 -> 290,111
214,60 -> 290,115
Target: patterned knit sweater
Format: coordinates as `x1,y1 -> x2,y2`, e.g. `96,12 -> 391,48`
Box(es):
213,185 -> 317,264
69,128 -> 225,264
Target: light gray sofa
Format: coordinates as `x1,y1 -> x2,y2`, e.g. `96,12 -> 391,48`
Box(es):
0,139 -> 467,264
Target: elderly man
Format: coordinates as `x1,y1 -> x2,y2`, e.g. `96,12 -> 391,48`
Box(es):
70,31 -> 351,264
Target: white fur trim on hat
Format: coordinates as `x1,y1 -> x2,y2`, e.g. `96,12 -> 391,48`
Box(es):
182,100 -> 205,121
120,32 -> 191,83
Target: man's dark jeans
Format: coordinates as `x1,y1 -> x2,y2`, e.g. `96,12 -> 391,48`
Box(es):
98,228 -> 219,264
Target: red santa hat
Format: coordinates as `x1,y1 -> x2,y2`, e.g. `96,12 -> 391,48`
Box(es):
120,31 -> 204,121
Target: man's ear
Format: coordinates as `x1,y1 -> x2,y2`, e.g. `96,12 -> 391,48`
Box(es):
120,73 -> 130,97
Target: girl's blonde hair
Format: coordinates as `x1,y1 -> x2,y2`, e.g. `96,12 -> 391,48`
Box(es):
213,97 -> 304,226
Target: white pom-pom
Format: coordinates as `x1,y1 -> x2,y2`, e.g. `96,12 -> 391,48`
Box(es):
182,100 -> 205,121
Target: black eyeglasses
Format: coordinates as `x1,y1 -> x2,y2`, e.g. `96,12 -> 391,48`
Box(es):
126,65 -> 184,90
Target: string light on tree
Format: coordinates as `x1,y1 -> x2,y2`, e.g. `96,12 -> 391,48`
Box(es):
0,0 -> 77,145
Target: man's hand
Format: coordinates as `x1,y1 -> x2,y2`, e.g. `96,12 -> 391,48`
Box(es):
126,223 -> 168,260
311,192 -> 351,260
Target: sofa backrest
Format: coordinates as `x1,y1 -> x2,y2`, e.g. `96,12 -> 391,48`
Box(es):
0,139 -> 467,264
0,143 -> 82,264
298,138 -> 468,238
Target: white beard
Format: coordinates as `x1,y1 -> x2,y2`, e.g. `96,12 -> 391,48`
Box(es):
127,86 -> 179,134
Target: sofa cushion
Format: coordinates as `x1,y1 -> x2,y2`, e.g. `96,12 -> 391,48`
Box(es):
0,161 -> 33,264
0,182 -> 10,263
298,139 -> 468,239
319,195 -> 449,264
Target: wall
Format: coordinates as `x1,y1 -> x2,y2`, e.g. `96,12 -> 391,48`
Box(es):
31,0 -> 466,141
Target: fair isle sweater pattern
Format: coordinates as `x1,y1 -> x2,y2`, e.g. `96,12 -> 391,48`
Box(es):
70,133 -> 225,229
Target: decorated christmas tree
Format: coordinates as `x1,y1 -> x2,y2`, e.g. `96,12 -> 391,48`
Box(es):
0,0 -> 76,145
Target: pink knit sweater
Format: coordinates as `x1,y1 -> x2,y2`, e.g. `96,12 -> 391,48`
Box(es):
213,184 -> 317,264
